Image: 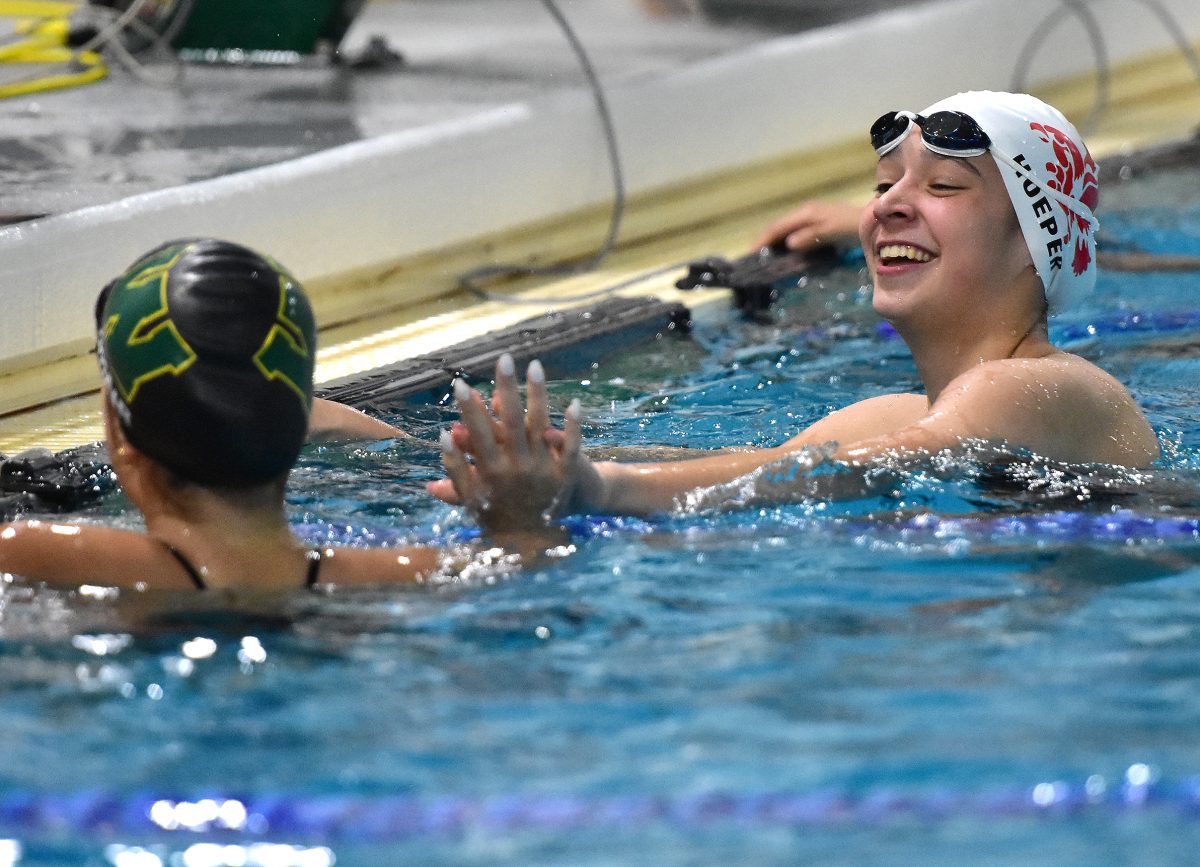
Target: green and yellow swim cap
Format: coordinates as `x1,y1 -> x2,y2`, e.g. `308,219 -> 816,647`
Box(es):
96,239 -> 316,487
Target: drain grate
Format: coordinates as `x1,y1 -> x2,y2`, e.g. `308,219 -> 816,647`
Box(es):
316,296 -> 692,411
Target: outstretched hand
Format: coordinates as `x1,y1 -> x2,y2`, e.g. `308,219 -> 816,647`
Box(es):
426,354 -> 585,532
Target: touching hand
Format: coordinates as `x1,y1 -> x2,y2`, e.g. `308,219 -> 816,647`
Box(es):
428,354 -> 584,532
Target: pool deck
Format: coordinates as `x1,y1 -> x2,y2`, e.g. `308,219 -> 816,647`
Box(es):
1,0 -> 1199,452
1,0 -> 917,220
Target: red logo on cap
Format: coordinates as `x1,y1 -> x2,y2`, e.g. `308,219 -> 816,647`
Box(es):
1031,122 -> 1098,277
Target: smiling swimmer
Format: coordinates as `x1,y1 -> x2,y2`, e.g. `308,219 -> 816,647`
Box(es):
867,90 -> 1099,311
432,91 -> 1160,518
757,97 -> 1199,272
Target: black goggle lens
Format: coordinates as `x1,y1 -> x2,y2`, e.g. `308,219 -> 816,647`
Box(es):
869,112 -> 911,152
871,110 -> 991,155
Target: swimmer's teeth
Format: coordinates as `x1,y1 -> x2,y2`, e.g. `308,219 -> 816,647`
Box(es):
879,244 -> 933,263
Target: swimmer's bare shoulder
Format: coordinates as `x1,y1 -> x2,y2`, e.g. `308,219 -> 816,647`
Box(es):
784,392 -> 928,450
932,353 -> 1159,466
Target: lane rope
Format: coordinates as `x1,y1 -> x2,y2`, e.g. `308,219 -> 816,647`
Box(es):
0,768 -> 1194,841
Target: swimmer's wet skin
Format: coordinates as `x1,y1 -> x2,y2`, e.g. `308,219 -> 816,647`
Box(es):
0,240 -> 565,595
432,91 -> 1160,518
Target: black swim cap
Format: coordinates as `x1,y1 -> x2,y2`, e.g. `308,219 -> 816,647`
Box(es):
96,239 -> 316,488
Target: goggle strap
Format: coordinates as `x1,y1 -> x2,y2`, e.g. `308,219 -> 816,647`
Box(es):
989,148 -> 1094,223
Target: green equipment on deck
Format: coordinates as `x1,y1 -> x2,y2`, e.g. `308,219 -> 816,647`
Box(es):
170,0 -> 367,60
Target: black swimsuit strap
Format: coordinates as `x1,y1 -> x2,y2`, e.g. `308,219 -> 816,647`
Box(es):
161,541 -> 323,591
162,542 -> 207,591
305,548 -> 324,588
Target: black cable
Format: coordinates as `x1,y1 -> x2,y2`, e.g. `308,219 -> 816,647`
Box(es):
1011,0 -> 1110,134
456,0 -> 630,304
1013,0 -> 1200,135
1127,0 -> 1200,83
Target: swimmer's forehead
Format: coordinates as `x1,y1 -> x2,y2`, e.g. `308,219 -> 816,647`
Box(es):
875,139 -> 986,177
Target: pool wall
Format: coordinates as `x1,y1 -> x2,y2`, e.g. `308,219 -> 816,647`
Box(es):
0,0 -> 1197,409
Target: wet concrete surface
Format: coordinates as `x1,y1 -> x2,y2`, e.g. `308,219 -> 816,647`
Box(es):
0,0 -> 925,220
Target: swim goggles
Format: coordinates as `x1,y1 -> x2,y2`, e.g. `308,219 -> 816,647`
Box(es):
870,109 -> 1093,220
871,110 -> 990,158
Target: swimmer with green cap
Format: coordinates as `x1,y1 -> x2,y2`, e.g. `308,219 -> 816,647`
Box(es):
0,239 -> 566,593
431,91 -> 1160,517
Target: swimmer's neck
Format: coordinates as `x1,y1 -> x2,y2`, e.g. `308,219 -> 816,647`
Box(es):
903,316 -> 1056,404
142,483 -> 298,558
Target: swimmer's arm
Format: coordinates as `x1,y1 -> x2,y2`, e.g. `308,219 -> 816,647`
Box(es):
575,371 -> 1114,515
307,398 -> 417,443
704,364 -> 1160,508
429,360 -> 925,517
0,522 -> 566,591
669,413 -> 968,513
0,522 -> 160,589
577,445 -> 794,516
576,393 -> 930,516
584,436 -> 915,516
311,527 -> 571,587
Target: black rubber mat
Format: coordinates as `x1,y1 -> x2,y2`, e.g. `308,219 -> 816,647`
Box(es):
674,244 -> 840,318
316,295 -> 692,411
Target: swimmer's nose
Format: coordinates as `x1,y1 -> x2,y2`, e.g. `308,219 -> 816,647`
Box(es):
872,181 -> 917,224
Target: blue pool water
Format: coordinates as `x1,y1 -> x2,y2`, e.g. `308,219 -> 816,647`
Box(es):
3,161 -> 1200,865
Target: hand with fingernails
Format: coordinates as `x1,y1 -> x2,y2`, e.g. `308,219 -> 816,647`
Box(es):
753,200 -> 863,254
427,354 -> 587,532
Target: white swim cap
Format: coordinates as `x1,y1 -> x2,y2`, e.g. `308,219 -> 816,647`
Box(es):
918,91 -> 1099,310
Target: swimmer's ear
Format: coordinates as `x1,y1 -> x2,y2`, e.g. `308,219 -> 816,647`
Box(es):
102,399 -> 136,472
102,416 -> 172,511
99,386 -> 186,514
100,388 -> 122,447
101,393 -> 147,477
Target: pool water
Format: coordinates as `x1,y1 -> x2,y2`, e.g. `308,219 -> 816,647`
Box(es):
3,161 -> 1200,865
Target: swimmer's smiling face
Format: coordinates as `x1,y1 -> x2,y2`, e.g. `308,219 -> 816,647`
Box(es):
859,132 -> 1037,336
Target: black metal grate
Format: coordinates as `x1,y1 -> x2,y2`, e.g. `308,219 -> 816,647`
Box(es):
316,296 -> 692,412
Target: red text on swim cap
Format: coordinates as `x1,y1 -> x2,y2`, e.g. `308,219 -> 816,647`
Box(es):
1031,122 -> 1098,277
